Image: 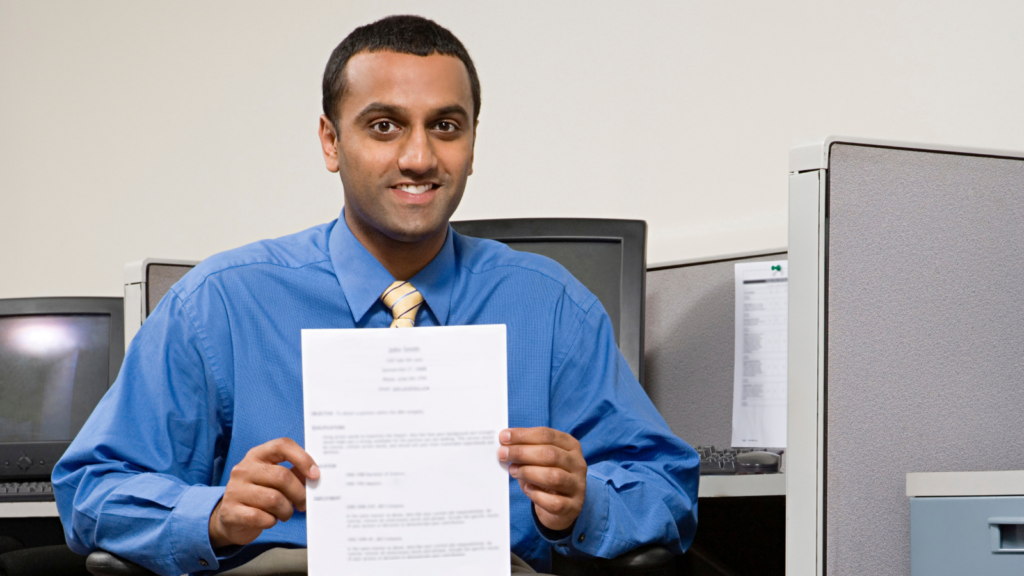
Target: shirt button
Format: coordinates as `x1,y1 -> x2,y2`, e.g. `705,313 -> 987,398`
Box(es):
577,533 -> 586,543
199,559 -> 209,567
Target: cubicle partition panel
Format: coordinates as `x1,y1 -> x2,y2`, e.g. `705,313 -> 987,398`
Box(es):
644,251 -> 786,449
646,253 -> 789,576
124,258 -> 200,346
787,138 -> 1024,576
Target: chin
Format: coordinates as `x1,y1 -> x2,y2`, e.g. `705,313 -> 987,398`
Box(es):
380,209 -> 450,242
385,222 -> 447,244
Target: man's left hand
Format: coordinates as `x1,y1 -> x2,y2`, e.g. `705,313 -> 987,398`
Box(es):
499,427 -> 587,531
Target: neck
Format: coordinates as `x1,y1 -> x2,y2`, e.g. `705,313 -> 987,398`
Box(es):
345,210 -> 447,281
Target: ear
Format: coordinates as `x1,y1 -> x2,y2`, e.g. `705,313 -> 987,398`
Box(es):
468,120 -> 478,176
318,115 -> 340,173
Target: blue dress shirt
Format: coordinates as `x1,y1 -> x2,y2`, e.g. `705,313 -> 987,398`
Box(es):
53,215 -> 699,575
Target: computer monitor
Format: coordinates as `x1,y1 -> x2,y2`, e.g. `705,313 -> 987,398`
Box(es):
0,297 -> 123,481
451,218 -> 647,384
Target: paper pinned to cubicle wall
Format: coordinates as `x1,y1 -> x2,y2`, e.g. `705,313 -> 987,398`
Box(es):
731,260 -> 787,448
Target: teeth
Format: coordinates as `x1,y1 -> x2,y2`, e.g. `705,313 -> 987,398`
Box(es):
396,184 -> 433,195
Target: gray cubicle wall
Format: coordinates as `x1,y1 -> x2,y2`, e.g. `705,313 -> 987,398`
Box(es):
644,251 -> 786,449
798,141 -> 1024,576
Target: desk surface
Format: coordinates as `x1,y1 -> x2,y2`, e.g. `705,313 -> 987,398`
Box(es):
698,474 -> 785,498
0,477 -> 785,518
0,501 -> 59,518
907,470 -> 1024,497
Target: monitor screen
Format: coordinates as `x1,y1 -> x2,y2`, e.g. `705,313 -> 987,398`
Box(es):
0,314 -> 111,443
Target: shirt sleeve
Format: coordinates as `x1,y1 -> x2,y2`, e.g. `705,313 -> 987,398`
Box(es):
537,295 -> 700,560
52,289 -> 231,576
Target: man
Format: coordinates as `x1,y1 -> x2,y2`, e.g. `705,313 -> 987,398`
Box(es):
54,15 -> 699,575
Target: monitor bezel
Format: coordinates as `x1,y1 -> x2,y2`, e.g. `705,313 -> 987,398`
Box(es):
451,218 -> 647,385
0,297 -> 124,481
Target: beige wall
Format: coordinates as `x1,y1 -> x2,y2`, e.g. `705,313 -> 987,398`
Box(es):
2,0 -> 1023,298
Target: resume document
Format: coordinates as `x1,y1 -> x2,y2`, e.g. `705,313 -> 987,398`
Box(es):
302,325 -> 511,576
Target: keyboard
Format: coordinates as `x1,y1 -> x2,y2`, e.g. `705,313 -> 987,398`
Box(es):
696,446 -> 782,475
0,481 -> 55,502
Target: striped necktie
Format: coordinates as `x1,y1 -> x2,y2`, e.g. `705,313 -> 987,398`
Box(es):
381,281 -> 424,328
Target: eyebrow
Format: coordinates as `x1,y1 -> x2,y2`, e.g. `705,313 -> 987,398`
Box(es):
353,102 -> 470,123
354,103 -> 407,123
432,104 -> 470,120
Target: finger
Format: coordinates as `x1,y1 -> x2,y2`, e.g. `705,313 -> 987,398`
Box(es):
502,444 -> 577,471
236,484 -> 296,523
517,476 -> 530,495
246,462 -> 308,512
289,465 -> 309,486
522,483 -> 576,519
249,438 -> 320,480
220,503 -> 279,534
501,427 -> 579,452
512,464 -> 580,496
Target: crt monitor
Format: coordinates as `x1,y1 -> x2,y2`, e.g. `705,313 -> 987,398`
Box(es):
0,297 -> 124,481
451,218 -> 647,385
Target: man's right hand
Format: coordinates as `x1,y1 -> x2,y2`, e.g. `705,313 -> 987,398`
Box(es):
208,437 -> 320,549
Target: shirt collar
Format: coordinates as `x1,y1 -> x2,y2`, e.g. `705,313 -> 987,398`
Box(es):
329,212 -> 456,325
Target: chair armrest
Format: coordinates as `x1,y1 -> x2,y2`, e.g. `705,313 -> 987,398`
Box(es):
553,544 -> 677,576
0,544 -> 89,575
606,544 -> 675,572
86,551 -> 157,576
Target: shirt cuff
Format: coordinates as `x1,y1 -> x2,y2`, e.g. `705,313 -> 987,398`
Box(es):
167,484 -> 226,573
532,505 -> 574,543
534,473 -> 610,558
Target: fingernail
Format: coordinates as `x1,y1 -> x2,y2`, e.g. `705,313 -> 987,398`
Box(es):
310,464 -> 320,479
509,464 -> 518,477
498,447 -> 508,461
500,430 -> 511,443
523,483 -> 533,494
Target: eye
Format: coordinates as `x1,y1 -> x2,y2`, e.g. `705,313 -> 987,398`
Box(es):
371,121 -> 397,134
435,121 -> 457,133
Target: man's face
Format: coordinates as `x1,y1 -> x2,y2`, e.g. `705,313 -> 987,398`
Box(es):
321,50 -> 476,244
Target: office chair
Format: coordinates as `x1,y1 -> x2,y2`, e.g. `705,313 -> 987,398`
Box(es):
450,218 -> 647,384
84,545 -> 676,576
0,543 -> 90,576
83,218 -> 679,575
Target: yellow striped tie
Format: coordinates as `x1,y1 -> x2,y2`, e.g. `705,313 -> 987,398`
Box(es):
381,281 -> 424,328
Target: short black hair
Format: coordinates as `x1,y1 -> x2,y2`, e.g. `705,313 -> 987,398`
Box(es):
322,15 -> 481,127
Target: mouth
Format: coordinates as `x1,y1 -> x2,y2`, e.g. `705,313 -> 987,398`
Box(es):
390,182 -> 440,204
393,183 -> 439,195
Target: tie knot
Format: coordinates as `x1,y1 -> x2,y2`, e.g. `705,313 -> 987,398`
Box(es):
381,281 -> 424,328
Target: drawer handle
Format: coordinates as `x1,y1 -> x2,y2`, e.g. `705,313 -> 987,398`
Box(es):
988,517 -> 1024,554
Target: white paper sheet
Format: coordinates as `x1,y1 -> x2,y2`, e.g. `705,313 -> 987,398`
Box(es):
302,325 -> 510,576
731,260 -> 788,448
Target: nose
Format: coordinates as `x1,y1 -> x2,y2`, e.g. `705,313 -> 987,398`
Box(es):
397,125 -> 437,176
